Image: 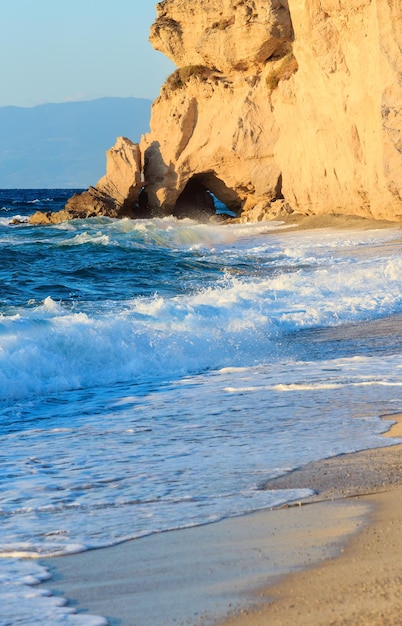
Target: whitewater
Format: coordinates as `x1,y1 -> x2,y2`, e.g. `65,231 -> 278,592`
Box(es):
1,189 -> 402,625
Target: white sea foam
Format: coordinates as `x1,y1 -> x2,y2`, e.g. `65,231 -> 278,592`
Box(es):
1,216 -> 402,624
0,225 -> 402,402
0,559 -> 108,625
0,354 -> 400,567
55,215 -> 291,248
59,231 -> 111,246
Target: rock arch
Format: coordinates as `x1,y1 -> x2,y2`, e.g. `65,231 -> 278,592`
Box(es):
173,172 -> 242,220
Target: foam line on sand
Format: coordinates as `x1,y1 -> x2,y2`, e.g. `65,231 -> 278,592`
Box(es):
41,414 -> 402,626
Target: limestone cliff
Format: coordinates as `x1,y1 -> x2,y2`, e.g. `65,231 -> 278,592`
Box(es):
141,0 -> 402,221
29,0 -> 402,225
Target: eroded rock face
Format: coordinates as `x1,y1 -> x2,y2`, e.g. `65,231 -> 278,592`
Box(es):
96,137 -> 143,209
141,0 -> 402,222
141,0 -> 294,217
151,0 -> 293,73
273,0 -> 402,221
28,0 -> 402,225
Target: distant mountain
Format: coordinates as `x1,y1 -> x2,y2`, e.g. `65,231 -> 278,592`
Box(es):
0,97 -> 152,188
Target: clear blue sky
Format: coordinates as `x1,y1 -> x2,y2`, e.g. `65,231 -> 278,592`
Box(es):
0,0 -> 175,107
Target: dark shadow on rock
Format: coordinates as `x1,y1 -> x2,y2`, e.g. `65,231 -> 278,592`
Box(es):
143,141 -> 178,215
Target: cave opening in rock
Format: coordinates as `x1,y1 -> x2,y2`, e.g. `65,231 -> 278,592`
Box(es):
173,173 -> 241,220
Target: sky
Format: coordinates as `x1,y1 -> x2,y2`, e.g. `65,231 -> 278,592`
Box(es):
0,0 -> 175,108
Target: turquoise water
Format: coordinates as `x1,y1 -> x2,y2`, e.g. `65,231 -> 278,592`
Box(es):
1,190 -> 402,625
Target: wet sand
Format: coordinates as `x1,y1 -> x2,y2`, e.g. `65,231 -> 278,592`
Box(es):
219,487 -> 402,626
218,416 -> 402,626
40,415 -> 402,626
42,499 -> 367,626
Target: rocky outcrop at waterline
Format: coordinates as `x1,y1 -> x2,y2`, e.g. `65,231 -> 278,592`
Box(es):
28,138 -> 145,224
29,0 -> 402,225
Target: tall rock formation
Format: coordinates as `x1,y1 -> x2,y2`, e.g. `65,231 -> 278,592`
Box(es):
28,0 -> 402,225
140,0 -> 402,221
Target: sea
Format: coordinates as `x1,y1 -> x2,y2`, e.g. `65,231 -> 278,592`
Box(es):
1,188 -> 402,625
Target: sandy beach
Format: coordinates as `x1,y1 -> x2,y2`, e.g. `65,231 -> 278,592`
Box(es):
218,417 -> 402,626
40,414 -> 402,626
219,489 -> 402,626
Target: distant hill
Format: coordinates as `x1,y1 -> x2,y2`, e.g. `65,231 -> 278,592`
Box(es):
0,97 -> 152,188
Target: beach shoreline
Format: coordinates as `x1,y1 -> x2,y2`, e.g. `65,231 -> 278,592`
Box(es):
216,415 -> 402,625
218,487 -> 402,626
40,415 -> 402,626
